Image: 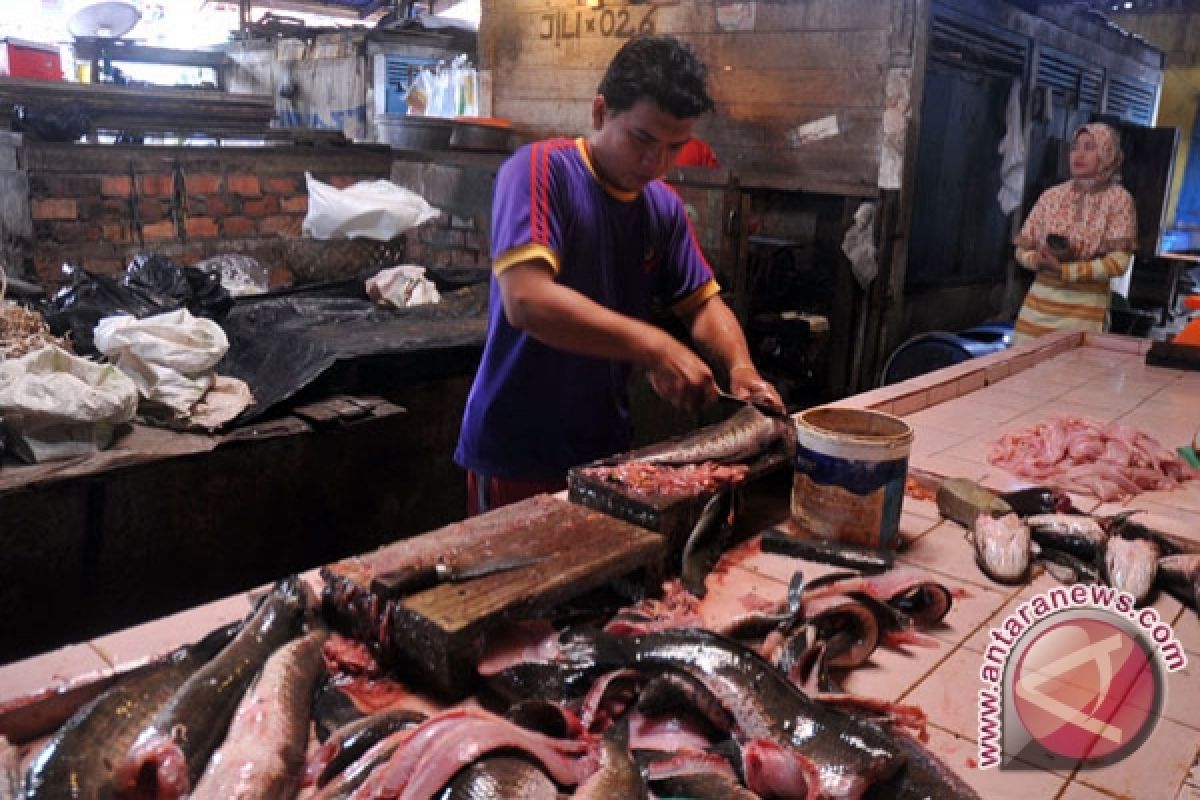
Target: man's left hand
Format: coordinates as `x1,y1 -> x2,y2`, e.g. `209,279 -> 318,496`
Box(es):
731,366 -> 784,415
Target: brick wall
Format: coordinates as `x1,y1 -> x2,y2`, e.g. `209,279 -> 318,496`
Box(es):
15,142 -> 491,294
404,212 -> 488,271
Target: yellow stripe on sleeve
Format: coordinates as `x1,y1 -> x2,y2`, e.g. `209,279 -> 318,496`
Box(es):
494,243 -> 560,276
671,279 -> 721,316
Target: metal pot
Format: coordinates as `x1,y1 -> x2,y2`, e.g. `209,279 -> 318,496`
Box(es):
449,119 -> 515,153
375,115 -> 455,150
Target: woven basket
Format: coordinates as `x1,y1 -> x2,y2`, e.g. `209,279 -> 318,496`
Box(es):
277,237 -> 409,284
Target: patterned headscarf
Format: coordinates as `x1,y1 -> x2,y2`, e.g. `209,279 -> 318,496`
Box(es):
1015,121 -> 1136,260
1071,122 -> 1123,190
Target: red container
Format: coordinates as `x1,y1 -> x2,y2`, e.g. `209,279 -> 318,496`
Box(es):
0,38 -> 63,81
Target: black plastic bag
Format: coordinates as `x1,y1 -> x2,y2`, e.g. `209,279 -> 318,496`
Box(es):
122,254 -> 233,320
13,104 -> 92,143
42,254 -> 233,355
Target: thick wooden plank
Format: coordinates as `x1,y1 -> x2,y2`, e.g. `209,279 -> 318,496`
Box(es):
399,515 -> 662,634
567,421 -> 792,558
323,494 -> 665,697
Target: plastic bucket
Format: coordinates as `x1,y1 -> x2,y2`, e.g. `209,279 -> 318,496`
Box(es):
790,407 -> 914,549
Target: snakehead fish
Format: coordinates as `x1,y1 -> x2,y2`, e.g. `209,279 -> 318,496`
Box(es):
190,627 -> 329,799
22,622 -> 239,800
1105,536 -> 1161,606
566,628 -> 906,799
635,406 -> 796,466
572,717 -> 647,800
1027,514 -> 1108,562
112,576 -> 309,799
306,709 -> 427,789
971,513 -> 1031,584
438,756 -> 560,800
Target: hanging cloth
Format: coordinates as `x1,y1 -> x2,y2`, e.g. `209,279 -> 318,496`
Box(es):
997,79 -> 1027,215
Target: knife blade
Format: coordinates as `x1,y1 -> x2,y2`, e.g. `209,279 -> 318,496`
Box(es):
715,387 -> 789,419
370,554 -> 545,598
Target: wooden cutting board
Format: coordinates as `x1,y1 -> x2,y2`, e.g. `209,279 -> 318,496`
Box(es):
322,494 -> 664,698
568,446 -> 791,558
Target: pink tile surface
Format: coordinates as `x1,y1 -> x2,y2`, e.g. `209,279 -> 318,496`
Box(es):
963,572 -> 1064,654
904,646 -> 1007,739
923,581 -> 1014,649
1171,605 -> 1200,657
897,510 -> 941,546
908,425 -> 969,458
838,636 -> 960,702
898,519 -> 1011,592
908,452 -> 995,483
0,645 -> 111,708
1058,780 -> 1127,800
921,723 -> 1072,799
1161,659 -> 1200,732
1075,718 -> 1200,800
901,493 -> 941,521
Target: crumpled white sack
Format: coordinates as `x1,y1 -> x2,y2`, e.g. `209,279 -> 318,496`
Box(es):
366,265 -> 441,308
94,309 -> 229,416
842,202 -> 878,289
0,345 -> 138,462
303,172 -> 440,241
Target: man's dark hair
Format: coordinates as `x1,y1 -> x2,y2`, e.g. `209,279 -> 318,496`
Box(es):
597,35 -> 714,119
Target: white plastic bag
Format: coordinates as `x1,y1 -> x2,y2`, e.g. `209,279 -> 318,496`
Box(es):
366,265 -> 441,308
94,309 -> 228,417
0,345 -> 138,462
302,172 -> 439,241
193,253 -> 269,297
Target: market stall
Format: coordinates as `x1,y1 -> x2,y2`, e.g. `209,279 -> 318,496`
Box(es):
1,329 -> 1196,798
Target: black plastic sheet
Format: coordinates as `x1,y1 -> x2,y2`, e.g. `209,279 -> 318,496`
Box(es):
217,271 -> 489,424
42,254 -> 232,355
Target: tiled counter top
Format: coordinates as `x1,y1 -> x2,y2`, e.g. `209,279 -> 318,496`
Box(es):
822,330 -> 1200,799
1,330 -> 1197,799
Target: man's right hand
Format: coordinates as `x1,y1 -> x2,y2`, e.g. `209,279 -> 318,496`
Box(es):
645,332 -> 718,413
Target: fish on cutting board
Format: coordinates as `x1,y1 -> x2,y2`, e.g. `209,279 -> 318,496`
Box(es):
634,405 -> 796,466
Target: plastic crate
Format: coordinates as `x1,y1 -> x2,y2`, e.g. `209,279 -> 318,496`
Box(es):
0,39 -> 62,80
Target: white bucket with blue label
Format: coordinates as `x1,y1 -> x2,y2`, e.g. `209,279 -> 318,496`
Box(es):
790,407 -> 914,550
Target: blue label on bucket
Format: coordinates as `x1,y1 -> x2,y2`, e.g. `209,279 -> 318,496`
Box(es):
794,444 -> 908,493
793,443 -> 908,547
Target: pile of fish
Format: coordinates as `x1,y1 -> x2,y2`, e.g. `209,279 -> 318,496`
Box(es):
989,415 -> 1199,502
20,576 -> 316,799
475,625 -> 978,799
938,476 -> 1200,608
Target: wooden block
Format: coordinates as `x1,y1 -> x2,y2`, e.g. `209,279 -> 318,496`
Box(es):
322,494 -> 665,698
568,442 -> 791,560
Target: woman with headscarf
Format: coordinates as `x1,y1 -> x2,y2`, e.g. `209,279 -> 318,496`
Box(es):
1012,122 -> 1137,342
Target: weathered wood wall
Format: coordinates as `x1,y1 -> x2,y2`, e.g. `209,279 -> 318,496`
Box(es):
480,0 -> 915,195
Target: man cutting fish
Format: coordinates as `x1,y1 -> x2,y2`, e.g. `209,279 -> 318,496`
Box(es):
455,35 -> 781,515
